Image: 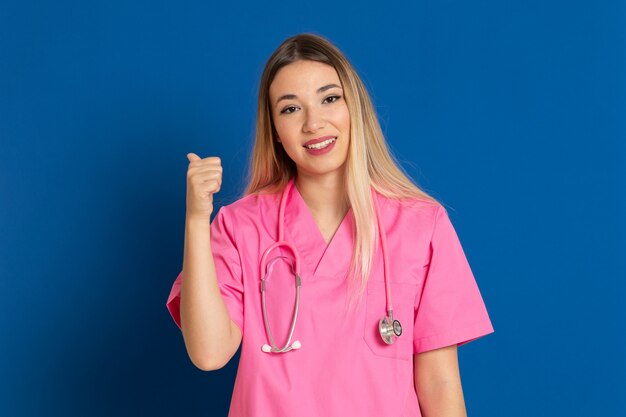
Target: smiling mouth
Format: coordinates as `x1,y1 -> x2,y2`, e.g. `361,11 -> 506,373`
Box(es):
303,137 -> 337,149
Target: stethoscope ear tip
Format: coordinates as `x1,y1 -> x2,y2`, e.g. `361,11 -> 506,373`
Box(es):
261,341 -> 302,353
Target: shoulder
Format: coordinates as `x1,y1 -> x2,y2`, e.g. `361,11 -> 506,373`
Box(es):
378,194 -> 445,228
214,191 -> 281,234
220,191 -> 280,214
375,194 -> 447,267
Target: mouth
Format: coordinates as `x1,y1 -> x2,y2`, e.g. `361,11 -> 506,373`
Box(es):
302,136 -> 337,150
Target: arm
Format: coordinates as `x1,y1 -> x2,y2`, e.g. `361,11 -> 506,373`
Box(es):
414,344 -> 467,417
180,216 -> 242,371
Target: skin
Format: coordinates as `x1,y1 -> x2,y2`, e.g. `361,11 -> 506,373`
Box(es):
414,345 -> 467,417
269,59 -> 351,244
269,59 -> 467,416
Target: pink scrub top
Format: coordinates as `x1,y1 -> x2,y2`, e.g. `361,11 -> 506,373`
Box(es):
166,179 -> 494,417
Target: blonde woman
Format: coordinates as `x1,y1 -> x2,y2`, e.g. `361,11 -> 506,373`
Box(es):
166,33 -> 494,417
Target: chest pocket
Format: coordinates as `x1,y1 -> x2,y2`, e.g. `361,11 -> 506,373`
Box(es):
363,280 -> 418,361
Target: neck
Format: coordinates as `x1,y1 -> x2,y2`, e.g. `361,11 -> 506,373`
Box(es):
294,170 -> 350,217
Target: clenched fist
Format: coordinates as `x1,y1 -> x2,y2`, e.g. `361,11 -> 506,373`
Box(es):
185,153 -> 223,222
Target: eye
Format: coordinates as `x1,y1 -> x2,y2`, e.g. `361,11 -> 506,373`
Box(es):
280,105 -> 298,115
279,95 -> 342,115
324,95 -> 341,104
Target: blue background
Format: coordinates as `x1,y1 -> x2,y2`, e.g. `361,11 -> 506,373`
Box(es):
1,1 -> 624,416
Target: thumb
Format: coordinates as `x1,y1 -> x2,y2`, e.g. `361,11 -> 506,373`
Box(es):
187,152 -> 201,162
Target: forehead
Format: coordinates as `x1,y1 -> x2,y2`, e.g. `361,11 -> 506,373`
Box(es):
269,60 -> 341,96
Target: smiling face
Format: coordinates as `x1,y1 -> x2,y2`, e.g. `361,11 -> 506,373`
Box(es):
269,60 -> 351,180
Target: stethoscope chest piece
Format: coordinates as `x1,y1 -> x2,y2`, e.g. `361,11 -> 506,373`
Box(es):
379,314 -> 402,345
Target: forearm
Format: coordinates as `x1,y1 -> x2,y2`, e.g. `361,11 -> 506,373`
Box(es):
415,377 -> 467,417
180,216 -> 234,370
414,345 -> 467,417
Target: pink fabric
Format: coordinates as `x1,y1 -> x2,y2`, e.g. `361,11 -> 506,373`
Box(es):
166,179 -> 494,417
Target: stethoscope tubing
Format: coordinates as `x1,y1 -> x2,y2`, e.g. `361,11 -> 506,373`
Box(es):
260,179 -> 302,353
260,178 -> 397,353
261,254 -> 301,352
372,186 -> 395,321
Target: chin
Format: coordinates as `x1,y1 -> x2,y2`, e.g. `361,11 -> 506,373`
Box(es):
299,163 -> 347,177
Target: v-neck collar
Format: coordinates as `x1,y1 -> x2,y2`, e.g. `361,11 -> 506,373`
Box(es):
282,177 -> 354,279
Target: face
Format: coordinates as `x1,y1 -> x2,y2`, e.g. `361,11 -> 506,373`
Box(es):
269,60 -> 351,179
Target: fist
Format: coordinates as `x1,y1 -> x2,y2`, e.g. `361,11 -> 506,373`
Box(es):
185,153 -> 223,221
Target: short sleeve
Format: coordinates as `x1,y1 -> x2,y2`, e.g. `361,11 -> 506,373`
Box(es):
413,205 -> 494,354
165,206 -> 244,333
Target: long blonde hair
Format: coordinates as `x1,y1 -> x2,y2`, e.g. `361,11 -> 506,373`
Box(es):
242,32 -> 441,310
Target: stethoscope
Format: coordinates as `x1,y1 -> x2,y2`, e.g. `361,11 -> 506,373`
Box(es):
260,178 -> 402,353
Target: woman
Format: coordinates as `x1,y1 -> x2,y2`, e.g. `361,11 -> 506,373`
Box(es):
166,33 -> 494,417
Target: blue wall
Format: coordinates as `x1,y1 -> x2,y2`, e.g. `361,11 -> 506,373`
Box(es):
1,1 -> 624,416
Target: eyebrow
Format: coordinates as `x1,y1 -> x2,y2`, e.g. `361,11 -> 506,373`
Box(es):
274,83 -> 343,107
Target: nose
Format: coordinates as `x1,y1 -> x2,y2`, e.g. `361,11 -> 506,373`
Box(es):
302,107 -> 325,133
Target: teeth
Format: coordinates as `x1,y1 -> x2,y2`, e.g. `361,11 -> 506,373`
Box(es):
304,137 -> 337,149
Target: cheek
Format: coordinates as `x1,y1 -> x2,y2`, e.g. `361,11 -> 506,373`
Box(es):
273,117 -> 297,138
335,104 -> 351,131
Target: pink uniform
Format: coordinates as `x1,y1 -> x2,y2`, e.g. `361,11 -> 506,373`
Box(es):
166,178 -> 494,416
